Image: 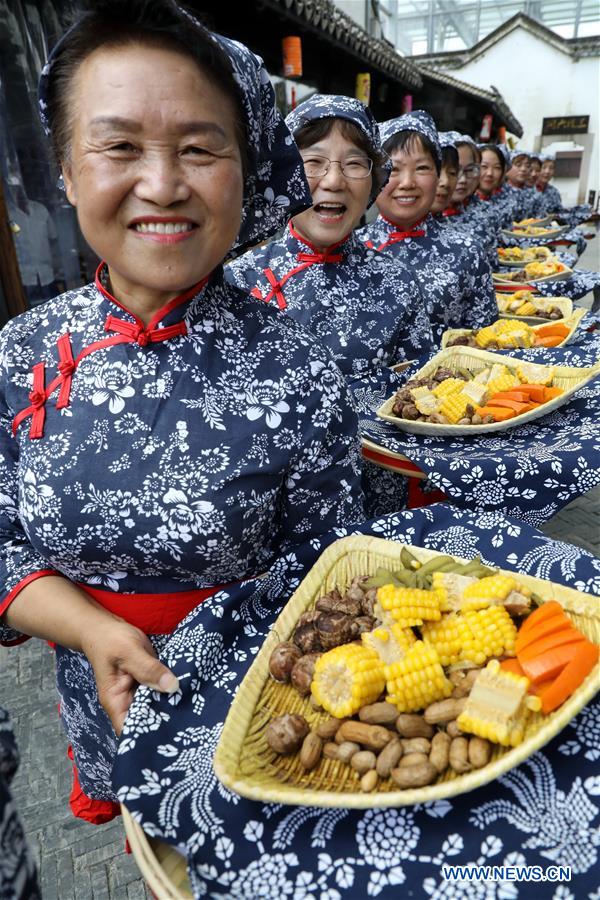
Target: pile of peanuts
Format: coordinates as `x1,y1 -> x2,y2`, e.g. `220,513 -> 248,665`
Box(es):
268,669 -> 493,792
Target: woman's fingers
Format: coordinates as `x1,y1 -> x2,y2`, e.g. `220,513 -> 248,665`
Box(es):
121,641 -> 180,696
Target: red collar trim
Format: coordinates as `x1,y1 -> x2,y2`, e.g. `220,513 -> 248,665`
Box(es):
94,262 -> 209,330
442,207 -> 461,217
536,184 -> 546,192
287,221 -> 350,256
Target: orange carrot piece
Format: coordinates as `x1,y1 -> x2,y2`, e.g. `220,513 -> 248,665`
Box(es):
500,658 -> 526,677
476,406 -> 516,421
516,613 -> 571,653
538,641 -> 599,714
487,398 -> 531,414
489,391 -> 530,402
521,642 -> 582,685
534,335 -> 564,348
518,601 -> 564,635
518,629 -> 586,663
517,384 -> 546,402
543,386 -> 563,401
536,323 -> 570,338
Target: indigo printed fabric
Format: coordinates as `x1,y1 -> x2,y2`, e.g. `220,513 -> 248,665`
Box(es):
226,224 -> 434,377
112,504 -> 600,899
350,348 -> 600,527
0,707 -> 40,900
38,14 -> 312,257
0,267 -> 364,796
538,269 -> 600,301
534,184 -> 563,216
284,93 -> 392,206
378,110 -> 442,167
357,215 -> 498,341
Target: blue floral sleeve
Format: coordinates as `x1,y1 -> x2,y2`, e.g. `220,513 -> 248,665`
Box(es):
459,241 -> 498,330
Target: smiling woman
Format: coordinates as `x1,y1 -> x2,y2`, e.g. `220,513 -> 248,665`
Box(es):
0,0 -> 364,825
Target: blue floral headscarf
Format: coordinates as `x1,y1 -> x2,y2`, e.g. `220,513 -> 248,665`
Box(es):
284,94 -> 392,207
509,149 -> 530,163
438,131 -> 458,149
378,110 -> 442,169
37,4 -> 312,256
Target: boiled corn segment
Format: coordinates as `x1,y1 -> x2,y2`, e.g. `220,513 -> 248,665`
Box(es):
421,615 -> 463,666
486,372 -> 520,395
432,378 -> 465,399
516,301 -> 537,316
376,584 -> 442,627
385,641 -> 453,712
432,571 -> 478,611
457,606 -> 517,664
439,392 -> 471,424
516,363 -> 554,386
410,387 -> 441,416
457,659 -> 541,747
461,574 -> 518,611
362,623 -> 416,665
311,644 -> 385,718
460,381 -> 489,407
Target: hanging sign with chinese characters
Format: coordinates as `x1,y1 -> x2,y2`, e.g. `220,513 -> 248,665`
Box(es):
542,116 -> 589,135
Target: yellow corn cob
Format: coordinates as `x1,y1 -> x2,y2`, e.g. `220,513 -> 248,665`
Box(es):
376,584 -> 442,627
461,574 -> 518,611
432,378 -> 465,399
311,644 -> 386,718
457,606 -> 517,665
439,392 -> 471,424
385,641 -> 453,712
421,615 -> 463,665
474,326 -> 498,349
486,372 -> 520,395
516,363 -> 554,386
457,659 -> 541,747
516,301 -> 537,316
362,623 -> 416,665
432,571 -> 478,611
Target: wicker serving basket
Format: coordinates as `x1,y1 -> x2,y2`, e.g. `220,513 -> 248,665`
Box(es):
440,309 -> 587,350
496,295 -> 573,324
492,265 -> 572,286
501,224 -> 570,240
375,345 -> 600,436
121,805 -> 192,899
214,536 -> 599,809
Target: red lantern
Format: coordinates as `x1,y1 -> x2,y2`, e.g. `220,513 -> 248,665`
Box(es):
282,37 -> 303,78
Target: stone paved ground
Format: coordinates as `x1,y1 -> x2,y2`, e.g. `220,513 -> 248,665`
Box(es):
2,229 -> 598,899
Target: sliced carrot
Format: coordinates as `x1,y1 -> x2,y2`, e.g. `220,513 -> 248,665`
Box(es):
530,677 -> 555,696
489,391 -> 530,402
520,642 -> 582,684
516,613 -> 571,653
487,398 -> 531,414
476,406 -> 516,421
517,628 -> 586,663
543,386 -> 563,401
535,323 -> 570,338
500,658 -> 526,677
517,384 -> 546,403
538,640 -> 599,714
518,600 -> 564,635
534,335 -> 564,347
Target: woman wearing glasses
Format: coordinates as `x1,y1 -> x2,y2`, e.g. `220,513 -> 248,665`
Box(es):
226,95 -> 434,378
359,112 -> 497,341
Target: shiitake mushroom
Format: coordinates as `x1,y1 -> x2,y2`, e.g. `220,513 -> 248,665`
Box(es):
268,642 -> 302,683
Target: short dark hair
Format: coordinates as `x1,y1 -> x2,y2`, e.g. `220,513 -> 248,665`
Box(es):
293,116 -> 388,194
441,145 -> 459,170
45,0 -> 247,170
479,144 -> 507,173
383,131 -> 441,174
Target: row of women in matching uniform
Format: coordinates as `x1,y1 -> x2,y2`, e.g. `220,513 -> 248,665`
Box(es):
0,0 -> 580,859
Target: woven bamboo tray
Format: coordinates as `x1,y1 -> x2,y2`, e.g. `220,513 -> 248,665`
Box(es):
441,309 -> 587,350
121,805 -> 192,899
512,215 -> 556,228
214,536 -> 599,809
375,345 -> 600,436
497,295 -> 573,324
492,265 -> 572,286
502,225 -> 569,240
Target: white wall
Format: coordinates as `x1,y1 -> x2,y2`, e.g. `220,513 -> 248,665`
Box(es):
434,28 -> 599,205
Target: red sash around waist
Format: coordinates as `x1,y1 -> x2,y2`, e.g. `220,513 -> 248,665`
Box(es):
79,583 -> 226,634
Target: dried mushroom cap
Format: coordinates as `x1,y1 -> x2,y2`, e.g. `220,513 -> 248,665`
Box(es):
266,714 -> 309,754
315,592 -> 362,617
361,588 -> 377,616
268,642 -> 302,683
293,620 -> 322,654
295,610 -> 321,628
290,653 -> 321,695
317,612 -> 356,650
354,615 -> 377,634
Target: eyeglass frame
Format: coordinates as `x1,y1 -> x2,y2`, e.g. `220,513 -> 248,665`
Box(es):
456,163 -> 481,179
300,154 -> 374,180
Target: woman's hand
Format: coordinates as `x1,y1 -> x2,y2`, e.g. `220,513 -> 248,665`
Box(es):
82,620 -> 179,736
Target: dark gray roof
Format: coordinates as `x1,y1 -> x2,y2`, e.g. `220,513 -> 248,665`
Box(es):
261,0 -> 423,90
417,64 -> 523,137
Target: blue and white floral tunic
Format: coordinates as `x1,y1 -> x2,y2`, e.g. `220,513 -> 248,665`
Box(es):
357,214 -> 498,341
478,183 -> 528,228
0,266 -> 364,798
226,224 -> 434,377
435,195 -> 499,269
112,503 -> 600,900
534,183 -> 562,216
